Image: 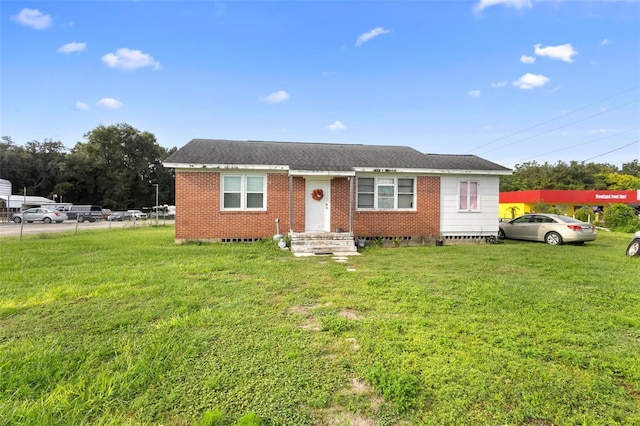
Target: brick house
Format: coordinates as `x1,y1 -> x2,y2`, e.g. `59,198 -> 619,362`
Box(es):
163,139 -> 511,248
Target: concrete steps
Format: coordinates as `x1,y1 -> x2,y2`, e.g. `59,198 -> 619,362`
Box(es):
290,232 -> 359,256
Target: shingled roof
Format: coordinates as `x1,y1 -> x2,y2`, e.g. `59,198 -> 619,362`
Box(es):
164,139 -> 511,173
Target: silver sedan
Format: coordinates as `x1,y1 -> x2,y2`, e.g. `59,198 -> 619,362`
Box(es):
498,213 -> 597,245
627,231 -> 640,257
11,207 -> 68,224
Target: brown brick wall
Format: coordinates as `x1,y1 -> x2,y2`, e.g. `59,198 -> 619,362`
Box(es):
175,172 -> 440,241
351,176 -> 440,238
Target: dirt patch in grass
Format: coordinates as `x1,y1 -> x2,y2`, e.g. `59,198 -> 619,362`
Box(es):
287,303 -> 322,316
301,317 -> 321,331
350,377 -> 373,394
345,337 -> 361,351
339,309 -> 361,320
324,412 -> 376,426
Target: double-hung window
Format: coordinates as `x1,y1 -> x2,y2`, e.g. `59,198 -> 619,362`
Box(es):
459,180 -> 479,211
222,175 -> 266,210
357,177 -> 415,210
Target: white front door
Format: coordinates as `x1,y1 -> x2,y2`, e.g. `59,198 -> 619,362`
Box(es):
305,179 -> 331,232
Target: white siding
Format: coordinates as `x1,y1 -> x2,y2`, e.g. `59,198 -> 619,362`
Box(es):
440,175 -> 500,237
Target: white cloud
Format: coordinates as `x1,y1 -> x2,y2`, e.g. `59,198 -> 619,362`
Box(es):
468,90 -> 481,98
96,98 -> 123,109
491,81 -> 508,88
11,8 -> 52,30
474,0 -> 532,13
520,54 -> 535,64
600,38 -> 612,46
58,42 -> 87,54
261,90 -> 290,104
590,128 -> 613,134
75,101 -> 89,110
356,27 -> 390,46
101,48 -> 161,71
327,121 -> 347,131
534,43 -> 578,63
512,73 -> 550,90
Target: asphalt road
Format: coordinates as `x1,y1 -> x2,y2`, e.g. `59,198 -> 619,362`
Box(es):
0,219 -> 174,238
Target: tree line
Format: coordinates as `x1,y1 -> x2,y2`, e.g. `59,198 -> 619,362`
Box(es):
1,123 -> 176,211
500,160 -> 640,192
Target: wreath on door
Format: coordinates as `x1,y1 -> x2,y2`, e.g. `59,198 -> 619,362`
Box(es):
311,188 -> 324,201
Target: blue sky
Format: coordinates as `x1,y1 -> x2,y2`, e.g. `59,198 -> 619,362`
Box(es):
2,0 -> 639,168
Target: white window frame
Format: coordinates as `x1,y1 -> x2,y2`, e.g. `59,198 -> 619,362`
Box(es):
459,180 -> 480,212
356,176 -> 415,210
221,174 -> 267,211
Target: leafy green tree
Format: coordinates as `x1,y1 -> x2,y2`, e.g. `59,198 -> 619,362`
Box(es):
621,160 -> 640,177
500,160 -> 630,192
63,123 -> 174,210
598,172 -> 640,190
0,136 -> 67,196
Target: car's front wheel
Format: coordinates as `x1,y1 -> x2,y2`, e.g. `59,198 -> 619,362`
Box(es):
498,228 -> 506,240
627,239 -> 640,257
13,217 -> 22,223
43,217 -> 52,224
545,231 -> 563,245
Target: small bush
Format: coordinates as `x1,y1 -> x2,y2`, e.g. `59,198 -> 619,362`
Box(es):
604,204 -> 640,231
573,206 -> 592,223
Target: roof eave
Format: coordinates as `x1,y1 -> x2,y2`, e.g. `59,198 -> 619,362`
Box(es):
164,163 -> 289,171
164,163 -> 512,175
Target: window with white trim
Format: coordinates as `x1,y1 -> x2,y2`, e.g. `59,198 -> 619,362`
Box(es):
222,175 -> 266,210
357,177 -> 415,210
459,180 -> 479,211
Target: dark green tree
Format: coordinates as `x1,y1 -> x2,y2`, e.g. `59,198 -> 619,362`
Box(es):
63,123 -> 174,210
500,160 -> 625,191
0,136 -> 67,196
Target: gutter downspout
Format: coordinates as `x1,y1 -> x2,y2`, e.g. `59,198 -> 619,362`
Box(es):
289,175 -> 294,234
349,176 -> 354,234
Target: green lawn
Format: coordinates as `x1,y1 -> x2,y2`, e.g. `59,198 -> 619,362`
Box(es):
0,227 -> 638,425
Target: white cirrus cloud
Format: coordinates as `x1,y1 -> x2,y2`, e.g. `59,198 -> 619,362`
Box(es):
468,90 -> 481,98
96,98 -> 123,109
534,43 -> 578,63
58,42 -> 87,54
599,38 -> 612,46
356,27 -> 390,46
491,81 -> 508,88
512,73 -> 549,90
327,121 -> 347,131
101,48 -> 161,71
520,54 -> 535,64
11,8 -> 52,30
75,101 -> 89,110
261,90 -> 290,104
474,0 -> 532,13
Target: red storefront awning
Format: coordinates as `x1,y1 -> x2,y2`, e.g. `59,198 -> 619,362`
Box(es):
500,189 -> 640,204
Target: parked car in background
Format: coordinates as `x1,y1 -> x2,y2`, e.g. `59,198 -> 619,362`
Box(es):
11,208 -> 68,224
626,231 -> 640,257
127,210 -> 148,219
66,205 -> 102,222
498,213 -> 597,245
101,209 -> 112,220
108,211 -> 137,221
